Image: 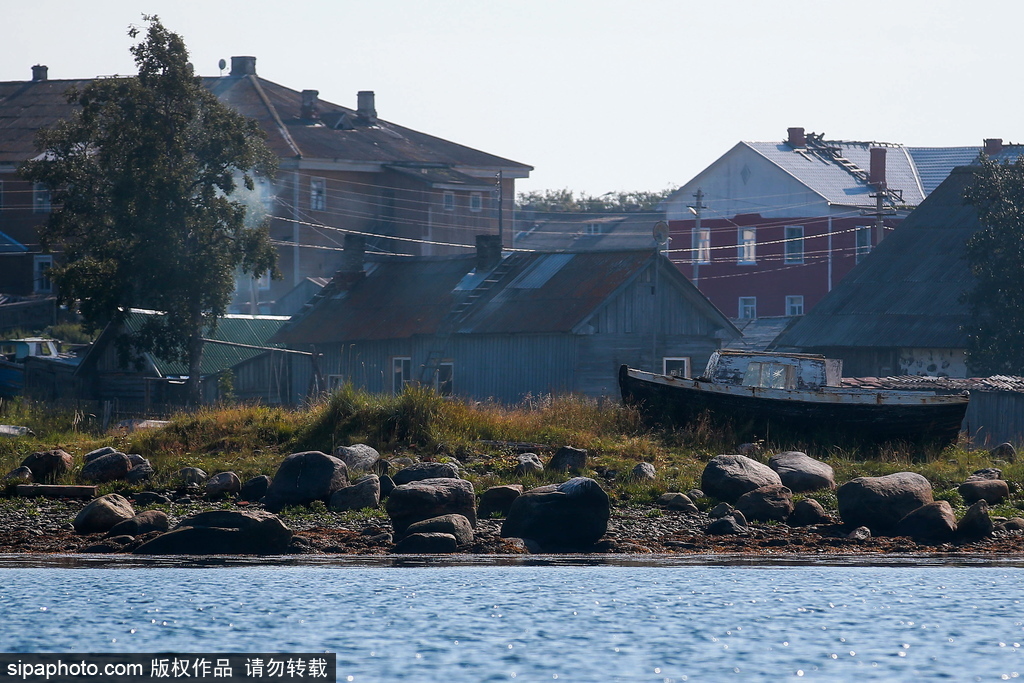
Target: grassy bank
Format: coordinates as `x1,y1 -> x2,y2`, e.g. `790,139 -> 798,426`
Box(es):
1,386 -> 1021,520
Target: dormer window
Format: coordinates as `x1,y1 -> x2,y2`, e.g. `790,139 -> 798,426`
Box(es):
586,223 -> 601,235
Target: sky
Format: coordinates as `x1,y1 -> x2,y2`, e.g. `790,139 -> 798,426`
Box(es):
2,0 -> 1020,195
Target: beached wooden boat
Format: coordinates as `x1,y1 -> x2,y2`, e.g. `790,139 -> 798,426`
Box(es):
619,350 -> 969,447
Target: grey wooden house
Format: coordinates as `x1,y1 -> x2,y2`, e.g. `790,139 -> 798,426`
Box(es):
271,235 -> 739,403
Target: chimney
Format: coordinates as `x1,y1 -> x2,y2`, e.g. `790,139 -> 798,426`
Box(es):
984,138 -> 1003,156
787,127 -> 805,148
230,56 -> 257,77
341,233 -> 366,274
301,90 -> 320,121
475,234 -> 503,272
357,91 -> 377,122
31,65 -> 48,82
869,147 -> 887,188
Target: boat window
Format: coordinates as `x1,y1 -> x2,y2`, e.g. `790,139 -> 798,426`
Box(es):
742,361 -> 795,389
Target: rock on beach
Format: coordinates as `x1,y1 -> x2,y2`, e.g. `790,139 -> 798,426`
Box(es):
837,472 -> 933,531
701,454 -> 782,504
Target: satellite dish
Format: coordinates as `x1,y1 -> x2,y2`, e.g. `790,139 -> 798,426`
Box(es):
218,58 -> 227,72
653,221 -> 669,245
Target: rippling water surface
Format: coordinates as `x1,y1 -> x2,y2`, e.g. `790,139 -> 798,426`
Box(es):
1,559 -> 1023,681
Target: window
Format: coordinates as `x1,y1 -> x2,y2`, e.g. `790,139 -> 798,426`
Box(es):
693,227 -> 711,264
443,191 -> 455,211
738,296 -> 757,319
392,357 -> 413,394
256,271 -> 271,291
33,183 -> 51,213
34,255 -> 53,293
784,225 -> 804,263
586,223 -> 601,235
738,227 -> 756,265
742,361 -> 795,389
470,192 -> 483,212
786,295 -> 804,316
310,178 -> 326,211
436,362 -> 454,396
663,357 -> 691,378
856,225 -> 872,263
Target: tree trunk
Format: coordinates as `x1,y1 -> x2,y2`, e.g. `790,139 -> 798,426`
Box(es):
185,311 -> 205,407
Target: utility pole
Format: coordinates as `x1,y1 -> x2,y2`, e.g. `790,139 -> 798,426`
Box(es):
863,187 -> 897,249
687,187 -> 707,286
496,170 -> 504,246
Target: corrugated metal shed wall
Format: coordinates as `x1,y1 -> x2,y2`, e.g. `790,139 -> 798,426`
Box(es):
965,392 -> 1024,448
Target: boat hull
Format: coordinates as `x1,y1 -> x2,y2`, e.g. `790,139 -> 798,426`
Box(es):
618,366 -> 969,448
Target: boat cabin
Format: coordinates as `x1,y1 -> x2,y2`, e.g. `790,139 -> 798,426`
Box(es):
1,338 -> 60,363
700,350 -> 842,391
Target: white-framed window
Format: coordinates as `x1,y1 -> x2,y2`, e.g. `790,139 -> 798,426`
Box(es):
786,295 -> 804,316
663,357 -> 691,378
470,192 -> 483,212
443,191 -> 455,211
738,296 -> 757,320
34,255 -> 53,293
693,227 -> 711,264
738,227 -> 756,265
856,225 -> 872,263
436,361 -> 454,396
586,222 -> 601,235
310,177 -> 326,211
392,356 -> 413,394
784,225 -> 804,263
33,183 -> 51,213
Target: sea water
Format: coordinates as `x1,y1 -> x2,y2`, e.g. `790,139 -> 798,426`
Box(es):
0,557 -> 1022,681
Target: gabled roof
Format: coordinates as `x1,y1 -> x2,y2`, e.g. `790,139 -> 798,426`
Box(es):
772,166 -> 981,351
272,250 -> 737,345
513,212 -> 662,251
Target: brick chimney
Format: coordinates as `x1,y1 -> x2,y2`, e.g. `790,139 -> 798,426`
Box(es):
869,147 -> 887,189
31,65 -> 47,82
341,233 -> 366,274
984,138 -> 1003,156
475,234 -> 503,271
357,91 -> 377,122
230,56 -> 257,77
787,127 -> 806,148
301,90 -> 320,121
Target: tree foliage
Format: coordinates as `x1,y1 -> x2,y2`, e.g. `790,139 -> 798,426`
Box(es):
20,17 -> 277,403
962,157 -> 1024,374
516,186 -> 678,213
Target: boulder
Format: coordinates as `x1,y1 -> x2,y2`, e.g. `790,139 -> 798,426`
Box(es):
500,477 -> 609,550
894,501 -> 957,542
131,491 -> 170,506
3,466 -> 33,483
379,475 -> 396,499
514,453 -> 544,476
21,449 -> 73,483
959,479 -> 1009,505
80,452 -> 132,483
768,451 -> 835,493
125,463 -> 154,484
700,454 -> 782,504
134,510 -> 292,555
967,468 -> 1002,481
405,514 -> 474,545
789,498 -> 831,527
837,472 -> 934,531
106,510 -> 170,537
262,451 -> 349,513
393,532 -> 458,554
958,500 -> 994,541
847,526 -> 872,541
83,447 -> 119,463
709,502 -> 733,518
1001,517 -> 1024,531
126,454 -> 149,467
73,494 -> 135,534
735,484 -> 794,522
386,478 -> 476,536
656,492 -> 698,513
206,472 -> 242,498
477,485 -> 523,519
392,462 -> 459,486
239,475 -> 272,502
333,444 -> 380,472
706,515 -> 747,535
631,462 -> 656,481
546,446 -> 587,473
329,474 -> 380,512
686,488 -> 705,500
178,467 -> 208,485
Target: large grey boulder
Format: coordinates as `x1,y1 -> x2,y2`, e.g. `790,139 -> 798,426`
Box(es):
837,472 -> 934,531
768,451 -> 835,493
386,478 -> 476,536
3,466 -> 33,483
263,451 -> 349,512
501,477 -> 610,550
959,479 -> 1009,505
707,515 -> 747,535
392,462 -> 459,486
656,492 -> 698,513
178,467 -> 208,486
21,449 -> 73,483
329,474 -> 381,512
83,447 -> 119,463
789,498 -> 832,527
701,454 -> 782,504
958,500 -> 994,541
333,444 -> 380,472
406,514 -> 474,545
735,484 -> 793,522
393,532 -> 458,554
631,462 -> 656,481
80,452 -> 132,483
514,453 -> 544,476
106,510 -> 170,537
477,485 -> 523,518
73,494 -> 135,534
546,446 -> 588,472
125,462 -> 154,484
206,472 -> 241,498
239,475 -> 272,502
894,501 -> 957,542
134,510 -> 292,555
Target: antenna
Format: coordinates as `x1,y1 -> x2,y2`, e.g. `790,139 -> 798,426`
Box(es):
218,59 -> 227,76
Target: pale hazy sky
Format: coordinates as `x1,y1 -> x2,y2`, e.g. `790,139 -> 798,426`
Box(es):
2,0 -> 1018,195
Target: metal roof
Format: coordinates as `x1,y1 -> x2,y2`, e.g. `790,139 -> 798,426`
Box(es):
773,166 -> 981,350
512,212 -> 662,252
907,147 -> 981,195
